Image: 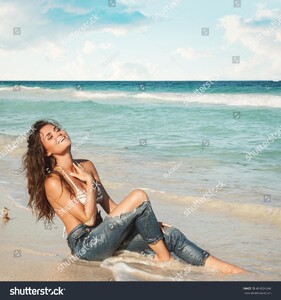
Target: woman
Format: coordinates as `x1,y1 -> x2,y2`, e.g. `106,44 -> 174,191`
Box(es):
23,119 -> 247,275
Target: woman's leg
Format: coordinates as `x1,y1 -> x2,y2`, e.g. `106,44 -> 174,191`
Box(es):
118,226 -> 247,274
74,200 -> 171,261
162,227 -> 247,274
109,189 -> 172,261
108,189 -> 149,217
204,255 -> 248,274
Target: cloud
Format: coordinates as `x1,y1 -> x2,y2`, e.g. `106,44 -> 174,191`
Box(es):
55,54 -> 158,81
0,0 -> 147,50
1,0 -> 280,80
44,0 -> 147,27
99,43 -> 112,49
81,41 -> 113,55
109,61 -> 159,80
57,53 -> 86,80
31,41 -> 66,59
255,3 -> 280,19
82,41 -> 96,55
102,27 -> 128,36
218,5 -> 281,79
176,47 -> 210,60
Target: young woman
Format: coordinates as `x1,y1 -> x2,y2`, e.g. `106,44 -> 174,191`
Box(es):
23,120 -> 247,274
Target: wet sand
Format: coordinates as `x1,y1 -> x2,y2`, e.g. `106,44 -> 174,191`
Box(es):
0,187 -> 112,281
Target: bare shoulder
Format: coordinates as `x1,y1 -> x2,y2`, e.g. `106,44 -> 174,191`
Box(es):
44,173 -> 63,197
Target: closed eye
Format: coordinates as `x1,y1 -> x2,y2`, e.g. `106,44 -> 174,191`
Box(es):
45,126 -> 60,140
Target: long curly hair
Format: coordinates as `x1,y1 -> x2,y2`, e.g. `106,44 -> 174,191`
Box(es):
22,119 -> 75,223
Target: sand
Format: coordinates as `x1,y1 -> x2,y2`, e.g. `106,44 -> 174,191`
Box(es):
1,177 -> 280,282
0,187 -> 113,281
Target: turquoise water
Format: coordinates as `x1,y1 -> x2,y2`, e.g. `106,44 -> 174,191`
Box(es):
0,81 -> 281,211
1,81 -> 281,280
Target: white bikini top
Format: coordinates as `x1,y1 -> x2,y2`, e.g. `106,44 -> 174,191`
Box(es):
56,163 -> 104,238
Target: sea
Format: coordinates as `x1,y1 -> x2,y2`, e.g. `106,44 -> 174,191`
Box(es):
0,80 -> 280,281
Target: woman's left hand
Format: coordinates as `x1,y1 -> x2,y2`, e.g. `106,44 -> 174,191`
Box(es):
158,222 -> 172,233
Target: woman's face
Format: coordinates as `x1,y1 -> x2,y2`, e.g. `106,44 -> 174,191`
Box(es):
40,124 -> 71,156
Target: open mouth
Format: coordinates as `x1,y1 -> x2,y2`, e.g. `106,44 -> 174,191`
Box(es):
58,136 -> 66,144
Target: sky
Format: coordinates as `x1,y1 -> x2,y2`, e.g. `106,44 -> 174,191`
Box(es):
0,0 -> 280,80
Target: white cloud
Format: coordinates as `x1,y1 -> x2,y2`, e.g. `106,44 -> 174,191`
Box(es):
218,6 -> 281,79
82,41 -> 96,55
102,27 -> 128,36
99,42 -> 112,49
255,3 -> 281,19
109,61 -> 159,80
176,47 -> 210,60
57,54 -> 87,80
81,41 -> 113,55
0,2 -> 44,39
0,2 -> 16,19
31,41 -> 65,59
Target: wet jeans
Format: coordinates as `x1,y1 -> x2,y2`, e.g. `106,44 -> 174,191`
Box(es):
67,201 -> 210,266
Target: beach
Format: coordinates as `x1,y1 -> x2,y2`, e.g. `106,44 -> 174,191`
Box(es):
0,81 -> 281,281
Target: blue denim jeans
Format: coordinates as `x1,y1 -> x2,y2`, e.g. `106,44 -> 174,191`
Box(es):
67,201 -> 210,266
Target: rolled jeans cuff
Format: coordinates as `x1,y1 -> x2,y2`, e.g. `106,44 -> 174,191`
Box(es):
200,251 -> 210,266
143,232 -> 163,244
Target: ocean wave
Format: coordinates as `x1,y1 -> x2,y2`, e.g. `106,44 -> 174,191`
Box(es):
134,189 -> 281,226
205,199 -> 281,225
101,251 -> 190,281
75,91 -> 128,99
160,191 -> 281,226
0,86 -> 53,92
0,85 -> 281,107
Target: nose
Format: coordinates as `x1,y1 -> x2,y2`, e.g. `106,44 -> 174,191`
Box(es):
55,130 -> 63,141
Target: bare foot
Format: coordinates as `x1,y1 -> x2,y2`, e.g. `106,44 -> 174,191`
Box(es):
205,255 -> 248,274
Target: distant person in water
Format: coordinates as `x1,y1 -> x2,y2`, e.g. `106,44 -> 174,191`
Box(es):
23,119 -> 247,274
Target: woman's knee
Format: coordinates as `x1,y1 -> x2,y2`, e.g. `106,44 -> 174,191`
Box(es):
131,188 -> 149,204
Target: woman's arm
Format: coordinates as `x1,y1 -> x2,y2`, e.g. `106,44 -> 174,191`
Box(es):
85,160 -> 118,214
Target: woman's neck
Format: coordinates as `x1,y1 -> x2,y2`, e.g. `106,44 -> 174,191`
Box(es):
54,152 -> 75,173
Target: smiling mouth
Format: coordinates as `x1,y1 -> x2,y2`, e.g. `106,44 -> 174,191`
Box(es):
58,136 -> 66,144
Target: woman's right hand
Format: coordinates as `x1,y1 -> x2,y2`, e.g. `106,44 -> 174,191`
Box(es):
70,162 -> 93,186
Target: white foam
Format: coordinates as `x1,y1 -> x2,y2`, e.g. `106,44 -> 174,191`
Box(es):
103,262 -> 176,281
0,85 -> 281,108
101,251 -> 188,281
75,91 -> 128,99
0,180 -> 9,184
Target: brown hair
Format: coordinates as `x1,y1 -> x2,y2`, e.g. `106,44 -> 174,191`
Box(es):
22,120 -> 75,223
